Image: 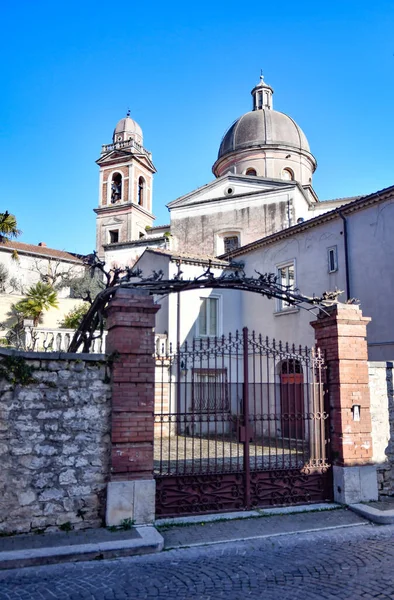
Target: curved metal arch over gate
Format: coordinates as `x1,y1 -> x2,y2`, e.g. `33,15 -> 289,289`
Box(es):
68,254 -> 342,354
154,328 -> 331,518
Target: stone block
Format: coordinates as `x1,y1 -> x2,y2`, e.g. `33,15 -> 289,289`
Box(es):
18,491 -> 36,506
333,465 -> 378,504
106,479 -> 156,526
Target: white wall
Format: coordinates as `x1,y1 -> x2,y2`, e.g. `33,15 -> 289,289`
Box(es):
0,251 -> 84,299
104,240 -> 167,270
240,218 -> 346,347
132,251 -> 170,336
0,294 -> 86,334
238,196 -> 394,360
165,261 -> 243,349
347,200 -> 394,360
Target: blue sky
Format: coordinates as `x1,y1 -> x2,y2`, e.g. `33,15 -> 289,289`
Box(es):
1,0 -> 393,254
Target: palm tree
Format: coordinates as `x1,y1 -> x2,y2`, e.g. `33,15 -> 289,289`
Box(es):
14,282 -> 59,326
0,212 -> 21,242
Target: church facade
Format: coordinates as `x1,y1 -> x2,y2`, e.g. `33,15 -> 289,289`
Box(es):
95,75 -> 351,264
93,75 -> 393,360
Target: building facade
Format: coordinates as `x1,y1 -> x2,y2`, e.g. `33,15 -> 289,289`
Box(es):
97,76 -> 394,357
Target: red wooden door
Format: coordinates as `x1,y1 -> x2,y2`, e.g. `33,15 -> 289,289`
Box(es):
280,373 -> 304,439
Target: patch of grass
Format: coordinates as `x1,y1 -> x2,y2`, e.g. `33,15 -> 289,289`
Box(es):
59,521 -> 72,532
107,518 -> 136,532
120,518 -> 135,530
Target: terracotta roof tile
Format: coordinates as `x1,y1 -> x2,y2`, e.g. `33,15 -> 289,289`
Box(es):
149,224 -> 170,230
149,248 -> 231,265
321,195 -> 362,204
0,240 -> 84,263
146,248 -> 230,265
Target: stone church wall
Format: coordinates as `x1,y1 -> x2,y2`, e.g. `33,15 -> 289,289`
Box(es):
171,199 -> 289,256
0,349 -> 111,534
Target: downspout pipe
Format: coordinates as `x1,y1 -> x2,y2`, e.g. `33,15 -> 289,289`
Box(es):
338,211 -> 351,301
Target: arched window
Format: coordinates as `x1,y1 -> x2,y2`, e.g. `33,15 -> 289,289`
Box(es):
281,359 -> 303,375
282,168 -> 294,181
138,176 -> 145,206
245,168 -> 257,176
110,173 -> 122,203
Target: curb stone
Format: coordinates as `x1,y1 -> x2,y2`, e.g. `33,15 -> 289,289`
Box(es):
0,526 -> 163,570
350,503 -> 394,525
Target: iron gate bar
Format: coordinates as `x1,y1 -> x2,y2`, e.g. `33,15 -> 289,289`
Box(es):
243,327 -> 251,509
154,329 -> 331,517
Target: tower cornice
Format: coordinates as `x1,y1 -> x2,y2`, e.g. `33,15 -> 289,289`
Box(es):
94,202 -> 156,220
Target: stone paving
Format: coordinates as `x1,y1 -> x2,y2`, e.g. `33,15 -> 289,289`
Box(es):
159,507 -> 366,549
154,435 -> 309,474
2,519 -> 394,599
367,497 -> 394,511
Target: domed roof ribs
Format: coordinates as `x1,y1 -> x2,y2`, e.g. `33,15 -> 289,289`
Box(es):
212,77 -> 317,181
286,114 -> 303,150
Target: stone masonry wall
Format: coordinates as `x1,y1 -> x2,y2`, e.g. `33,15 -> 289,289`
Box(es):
0,349 -> 111,534
368,361 -> 394,496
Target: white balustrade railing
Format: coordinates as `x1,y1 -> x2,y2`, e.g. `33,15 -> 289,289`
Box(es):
24,327 -> 168,355
101,139 -> 152,157
24,327 -> 107,354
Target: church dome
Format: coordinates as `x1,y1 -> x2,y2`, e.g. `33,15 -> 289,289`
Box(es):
113,113 -> 143,145
212,75 -> 316,185
218,109 -> 310,159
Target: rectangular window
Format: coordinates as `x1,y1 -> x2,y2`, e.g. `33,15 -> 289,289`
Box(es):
109,230 -> 119,244
277,262 -> 295,311
223,235 -> 239,253
198,297 -> 219,337
192,369 -> 229,412
328,246 -> 338,273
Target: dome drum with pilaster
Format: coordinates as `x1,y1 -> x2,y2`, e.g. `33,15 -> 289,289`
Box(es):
212,75 -> 317,185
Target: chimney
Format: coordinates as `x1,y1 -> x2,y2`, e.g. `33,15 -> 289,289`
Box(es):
38,242 -> 47,247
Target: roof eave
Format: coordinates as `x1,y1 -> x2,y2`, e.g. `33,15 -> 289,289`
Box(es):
219,183 -> 394,259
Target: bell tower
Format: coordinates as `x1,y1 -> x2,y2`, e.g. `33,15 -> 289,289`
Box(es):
94,112 -> 156,258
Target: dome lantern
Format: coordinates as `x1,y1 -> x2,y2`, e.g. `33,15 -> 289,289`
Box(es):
251,72 -> 274,111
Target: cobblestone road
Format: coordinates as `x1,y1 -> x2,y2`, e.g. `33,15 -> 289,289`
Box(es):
1,523 -> 394,599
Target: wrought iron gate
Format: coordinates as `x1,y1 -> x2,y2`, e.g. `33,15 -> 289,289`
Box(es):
154,328 -> 332,517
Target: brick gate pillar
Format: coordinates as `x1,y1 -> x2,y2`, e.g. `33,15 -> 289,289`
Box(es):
105,288 -> 160,526
311,303 -> 378,504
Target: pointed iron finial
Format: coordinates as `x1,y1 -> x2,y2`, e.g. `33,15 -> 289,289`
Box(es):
260,69 -> 264,83
126,108 -> 131,118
